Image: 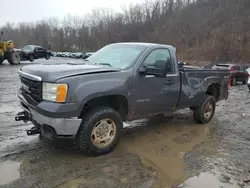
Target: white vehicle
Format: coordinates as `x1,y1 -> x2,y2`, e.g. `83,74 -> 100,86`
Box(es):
246,67 -> 250,90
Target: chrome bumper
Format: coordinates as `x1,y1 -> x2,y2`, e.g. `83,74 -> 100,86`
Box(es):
17,93 -> 82,136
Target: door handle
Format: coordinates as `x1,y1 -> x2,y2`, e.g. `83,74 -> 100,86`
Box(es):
165,80 -> 174,85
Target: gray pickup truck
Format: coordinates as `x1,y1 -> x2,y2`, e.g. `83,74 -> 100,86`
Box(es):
15,42 -> 230,156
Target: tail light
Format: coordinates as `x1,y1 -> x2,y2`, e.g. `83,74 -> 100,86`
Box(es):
229,66 -> 233,72
228,75 -> 231,89
248,74 -> 250,78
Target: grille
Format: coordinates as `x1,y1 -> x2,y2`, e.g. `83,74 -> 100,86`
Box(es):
20,76 -> 42,105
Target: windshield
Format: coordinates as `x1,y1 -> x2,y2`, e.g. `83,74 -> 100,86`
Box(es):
246,67 -> 250,74
86,44 -> 146,69
22,45 -> 35,51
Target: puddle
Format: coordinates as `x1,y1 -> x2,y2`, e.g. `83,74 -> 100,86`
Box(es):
123,118 -> 149,128
120,115 -> 213,187
179,172 -> 240,188
0,160 -> 20,185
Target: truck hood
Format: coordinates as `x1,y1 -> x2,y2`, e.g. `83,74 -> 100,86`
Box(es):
20,62 -> 120,82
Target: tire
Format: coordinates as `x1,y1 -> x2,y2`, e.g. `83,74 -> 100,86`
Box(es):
6,51 -> 20,65
45,53 -> 50,60
39,133 -> 45,141
29,55 -> 34,62
0,56 -> 3,65
243,77 -> 248,84
231,77 -> 236,86
193,95 -> 216,124
76,106 -> 123,156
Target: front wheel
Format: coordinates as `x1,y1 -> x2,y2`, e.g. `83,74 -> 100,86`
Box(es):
193,95 -> 216,124
0,56 -> 3,65
45,53 -> 50,60
6,51 -> 20,65
76,106 -> 123,156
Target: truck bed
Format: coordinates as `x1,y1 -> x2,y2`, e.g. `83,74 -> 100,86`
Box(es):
177,68 -> 229,109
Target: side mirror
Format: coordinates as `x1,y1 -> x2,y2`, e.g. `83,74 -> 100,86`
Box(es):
139,60 -> 168,78
178,61 -> 184,68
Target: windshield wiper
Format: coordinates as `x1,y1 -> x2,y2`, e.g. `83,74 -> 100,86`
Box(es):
83,60 -> 112,67
98,63 -> 112,67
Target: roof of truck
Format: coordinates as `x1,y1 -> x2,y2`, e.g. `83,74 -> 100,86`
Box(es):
23,44 -> 43,48
215,63 -> 234,66
113,42 -> 174,48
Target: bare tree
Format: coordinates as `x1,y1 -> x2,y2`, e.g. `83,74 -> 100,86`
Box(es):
1,0 -> 250,62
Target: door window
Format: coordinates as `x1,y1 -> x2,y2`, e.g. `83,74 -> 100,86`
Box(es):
143,49 -> 173,74
233,66 -> 240,71
35,47 -> 43,52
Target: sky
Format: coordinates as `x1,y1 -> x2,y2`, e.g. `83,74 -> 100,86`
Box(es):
1,0 -> 145,26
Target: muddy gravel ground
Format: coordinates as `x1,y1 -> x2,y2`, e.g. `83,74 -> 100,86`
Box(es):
0,58 -> 250,188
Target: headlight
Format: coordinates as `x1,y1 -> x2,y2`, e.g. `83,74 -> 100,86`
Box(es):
42,82 -> 68,102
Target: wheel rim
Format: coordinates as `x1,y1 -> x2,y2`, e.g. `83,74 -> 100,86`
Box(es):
12,52 -> 20,64
204,102 -> 214,120
91,118 -> 116,149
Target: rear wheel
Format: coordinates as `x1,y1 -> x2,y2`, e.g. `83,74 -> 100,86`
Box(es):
193,95 -> 216,124
45,53 -> 50,60
243,77 -> 248,84
29,55 -> 34,62
6,51 -> 20,65
231,77 -> 236,86
76,106 -> 123,156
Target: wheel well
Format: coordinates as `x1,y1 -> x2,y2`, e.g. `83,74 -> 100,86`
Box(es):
81,95 -> 129,120
206,83 -> 220,101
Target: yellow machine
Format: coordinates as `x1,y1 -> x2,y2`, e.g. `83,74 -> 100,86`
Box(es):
0,31 -> 20,65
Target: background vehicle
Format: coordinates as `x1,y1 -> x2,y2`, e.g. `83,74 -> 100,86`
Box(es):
0,31 -> 21,65
75,52 -> 84,58
15,42 -> 230,156
246,67 -> 250,90
82,52 -> 94,59
20,45 -> 51,62
212,63 -> 249,85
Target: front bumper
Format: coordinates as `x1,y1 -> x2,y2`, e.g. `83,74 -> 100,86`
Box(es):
17,92 -> 82,137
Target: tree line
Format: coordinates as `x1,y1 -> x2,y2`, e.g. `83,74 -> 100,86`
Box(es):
1,0 -> 250,62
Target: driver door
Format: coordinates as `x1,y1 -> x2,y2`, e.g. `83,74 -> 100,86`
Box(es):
37,47 -> 45,58
133,48 -> 180,116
